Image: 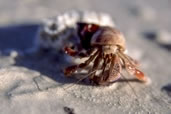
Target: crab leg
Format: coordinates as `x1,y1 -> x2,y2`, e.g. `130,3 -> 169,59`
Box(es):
101,54 -> 109,75
64,46 -> 95,58
118,52 -> 139,67
107,54 -> 122,82
91,54 -> 111,85
125,54 -> 140,67
125,62 -> 147,82
64,50 -> 99,76
119,52 -> 148,82
94,54 -> 121,85
88,51 -> 103,81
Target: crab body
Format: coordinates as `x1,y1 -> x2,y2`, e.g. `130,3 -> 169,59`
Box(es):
64,22 -> 148,85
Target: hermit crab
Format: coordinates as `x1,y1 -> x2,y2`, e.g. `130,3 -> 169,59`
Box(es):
64,22 -> 148,85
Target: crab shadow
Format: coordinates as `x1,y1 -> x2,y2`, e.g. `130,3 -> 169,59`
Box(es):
0,23 -> 142,87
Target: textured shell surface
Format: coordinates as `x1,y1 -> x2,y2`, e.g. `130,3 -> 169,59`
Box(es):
91,27 -> 126,50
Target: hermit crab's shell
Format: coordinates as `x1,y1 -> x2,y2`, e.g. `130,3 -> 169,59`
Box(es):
91,27 -> 126,51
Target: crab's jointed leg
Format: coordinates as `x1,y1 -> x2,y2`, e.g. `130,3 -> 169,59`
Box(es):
107,54 -> 122,82
64,46 -> 95,58
64,50 -> 99,76
93,54 -> 121,85
119,52 -> 148,82
88,51 -> 103,83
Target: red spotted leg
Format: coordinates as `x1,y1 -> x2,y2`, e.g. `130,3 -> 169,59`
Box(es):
118,52 -> 148,82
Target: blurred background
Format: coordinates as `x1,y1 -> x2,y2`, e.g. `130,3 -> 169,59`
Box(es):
0,0 -> 171,51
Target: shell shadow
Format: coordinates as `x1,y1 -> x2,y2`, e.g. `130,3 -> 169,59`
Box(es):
0,23 -> 76,85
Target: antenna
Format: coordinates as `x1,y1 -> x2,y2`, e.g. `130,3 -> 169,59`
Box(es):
120,72 -> 138,99
63,70 -> 97,90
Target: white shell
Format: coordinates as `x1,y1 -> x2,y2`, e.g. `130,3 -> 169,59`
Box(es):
36,10 -> 115,51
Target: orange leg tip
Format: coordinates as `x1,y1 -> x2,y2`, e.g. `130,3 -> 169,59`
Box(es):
137,73 -> 151,85
134,69 -> 150,83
